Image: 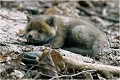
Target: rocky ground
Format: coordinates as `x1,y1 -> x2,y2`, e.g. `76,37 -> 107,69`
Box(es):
0,0 -> 119,79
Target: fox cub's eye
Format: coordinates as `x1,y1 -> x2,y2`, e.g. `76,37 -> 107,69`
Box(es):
27,29 -> 31,32
38,29 -> 43,33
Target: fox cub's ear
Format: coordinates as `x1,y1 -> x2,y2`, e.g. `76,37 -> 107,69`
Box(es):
27,16 -> 32,23
46,17 -> 55,27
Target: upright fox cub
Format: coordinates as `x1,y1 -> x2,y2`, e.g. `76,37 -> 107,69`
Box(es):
24,15 -> 108,58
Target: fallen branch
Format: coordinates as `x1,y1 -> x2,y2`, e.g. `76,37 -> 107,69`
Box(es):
63,56 -> 120,77
76,5 -> 119,23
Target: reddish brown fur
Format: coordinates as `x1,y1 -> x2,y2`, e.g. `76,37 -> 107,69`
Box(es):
38,17 -> 53,35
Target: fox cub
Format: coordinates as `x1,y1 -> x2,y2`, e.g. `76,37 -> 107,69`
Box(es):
24,15 -> 108,58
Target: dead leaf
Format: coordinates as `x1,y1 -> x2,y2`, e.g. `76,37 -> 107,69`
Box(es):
16,29 -> 25,37
38,48 -> 58,77
9,53 -> 24,67
40,48 -> 65,72
114,36 -> 120,40
0,54 -> 6,62
44,6 -> 62,15
37,48 -> 65,78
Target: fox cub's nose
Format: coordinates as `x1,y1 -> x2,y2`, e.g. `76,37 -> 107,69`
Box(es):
28,34 -> 32,38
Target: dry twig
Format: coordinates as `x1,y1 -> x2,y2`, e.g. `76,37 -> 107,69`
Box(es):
50,70 -> 96,80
